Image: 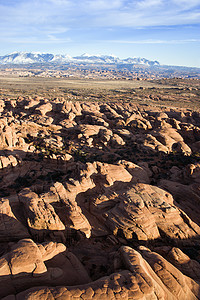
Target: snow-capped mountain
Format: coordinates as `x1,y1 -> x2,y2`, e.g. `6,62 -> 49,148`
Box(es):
0,52 -> 160,66
72,54 -> 122,64
1,52 -> 55,64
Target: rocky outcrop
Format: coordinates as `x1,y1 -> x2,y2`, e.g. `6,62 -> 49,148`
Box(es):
52,182 -> 92,238
0,97 -> 200,299
0,239 -> 91,298
0,198 -> 29,241
18,188 -> 65,241
90,183 -> 200,241
154,246 -> 200,281
4,245 -> 200,300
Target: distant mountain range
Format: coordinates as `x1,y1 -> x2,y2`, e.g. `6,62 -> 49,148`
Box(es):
0,52 -> 160,66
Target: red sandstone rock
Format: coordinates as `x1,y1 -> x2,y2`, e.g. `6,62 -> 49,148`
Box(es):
0,98 -> 200,299
0,198 -> 30,241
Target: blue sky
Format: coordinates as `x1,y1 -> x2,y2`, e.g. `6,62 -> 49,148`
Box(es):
0,0 -> 200,67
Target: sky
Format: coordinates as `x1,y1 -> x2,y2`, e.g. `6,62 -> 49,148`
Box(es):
0,0 -> 200,67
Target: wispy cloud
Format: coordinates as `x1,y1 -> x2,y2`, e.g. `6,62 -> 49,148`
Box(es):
136,0 -> 163,9
106,39 -> 200,44
48,0 -> 70,4
85,0 -> 123,11
1,0 -> 200,29
0,0 -> 199,67
172,0 -> 200,9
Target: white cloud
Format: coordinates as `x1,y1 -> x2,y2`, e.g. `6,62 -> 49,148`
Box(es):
48,0 -> 70,4
172,0 -> 200,8
0,0 -> 200,39
85,0 -> 123,10
136,0 -> 163,9
106,39 -> 200,44
0,35 -> 72,44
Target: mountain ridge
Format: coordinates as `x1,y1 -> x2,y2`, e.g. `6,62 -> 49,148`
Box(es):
0,52 -> 160,66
